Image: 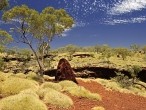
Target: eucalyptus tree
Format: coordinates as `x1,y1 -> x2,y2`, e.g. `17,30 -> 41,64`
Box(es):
2,5 -> 74,75
0,30 -> 12,70
0,30 -> 13,52
0,0 -> 11,52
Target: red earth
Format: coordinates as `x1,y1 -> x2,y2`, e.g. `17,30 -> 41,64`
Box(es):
48,79 -> 146,110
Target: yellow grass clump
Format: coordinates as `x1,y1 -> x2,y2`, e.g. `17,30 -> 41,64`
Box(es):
91,106 -> 105,110
63,86 -> 102,101
0,77 -> 39,97
95,78 -> 146,97
0,71 -> 7,82
15,73 -> 26,78
26,72 -> 41,81
40,82 -> 62,91
0,94 -> 48,110
59,80 -> 78,89
38,88 -> 73,109
19,89 -> 39,98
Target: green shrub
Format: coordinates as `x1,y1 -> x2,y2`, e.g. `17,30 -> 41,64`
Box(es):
112,72 -> 133,88
40,82 -> 62,91
0,77 -> 39,97
0,94 -> 47,110
38,88 -> 73,109
63,86 -> 101,101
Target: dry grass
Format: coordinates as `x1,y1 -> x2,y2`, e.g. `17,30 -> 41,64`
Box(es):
59,80 -> 78,89
38,88 -> 73,109
63,86 -> 102,101
0,77 -> 39,97
91,106 -> 105,110
0,94 -> 48,110
40,82 -> 62,91
95,78 -> 146,97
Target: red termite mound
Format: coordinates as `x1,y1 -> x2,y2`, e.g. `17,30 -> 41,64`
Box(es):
55,58 -> 78,84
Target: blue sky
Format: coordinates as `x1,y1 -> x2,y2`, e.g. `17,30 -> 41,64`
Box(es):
0,0 -> 146,49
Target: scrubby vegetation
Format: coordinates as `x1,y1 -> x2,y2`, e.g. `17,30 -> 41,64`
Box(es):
0,94 -> 48,110
0,2 -> 146,109
0,71 -> 103,109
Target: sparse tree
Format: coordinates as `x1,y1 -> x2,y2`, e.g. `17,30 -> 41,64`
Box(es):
114,48 -> 130,60
94,45 -> 101,53
65,44 -> 78,60
142,45 -> 146,54
130,44 -> 141,53
0,29 -> 13,52
100,45 -> 113,62
2,5 -> 74,75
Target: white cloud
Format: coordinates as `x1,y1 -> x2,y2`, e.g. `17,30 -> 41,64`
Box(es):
104,16 -> 146,25
109,0 -> 146,15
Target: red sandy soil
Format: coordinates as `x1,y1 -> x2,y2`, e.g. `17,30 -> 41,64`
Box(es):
48,79 -> 146,110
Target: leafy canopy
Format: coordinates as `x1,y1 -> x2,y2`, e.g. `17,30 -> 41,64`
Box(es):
0,0 -> 9,10
0,29 -> 13,45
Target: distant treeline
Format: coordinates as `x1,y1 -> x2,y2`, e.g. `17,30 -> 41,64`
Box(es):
51,44 -> 146,54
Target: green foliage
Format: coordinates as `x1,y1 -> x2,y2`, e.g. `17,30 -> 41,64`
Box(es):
65,44 -> 78,60
38,88 -> 73,109
0,29 -> 12,54
94,45 -> 101,53
2,5 -> 74,74
130,44 -> 141,53
0,94 -> 48,110
112,65 -> 142,89
0,29 -> 12,44
114,48 -> 130,60
112,72 -> 133,88
127,65 -> 142,78
0,0 -> 9,10
99,45 -> 113,61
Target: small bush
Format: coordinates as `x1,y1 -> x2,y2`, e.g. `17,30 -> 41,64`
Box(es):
0,77 -> 39,97
38,88 -> 73,109
112,72 -> 133,88
40,82 -> 62,91
0,94 -> 47,110
63,86 -> 101,101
